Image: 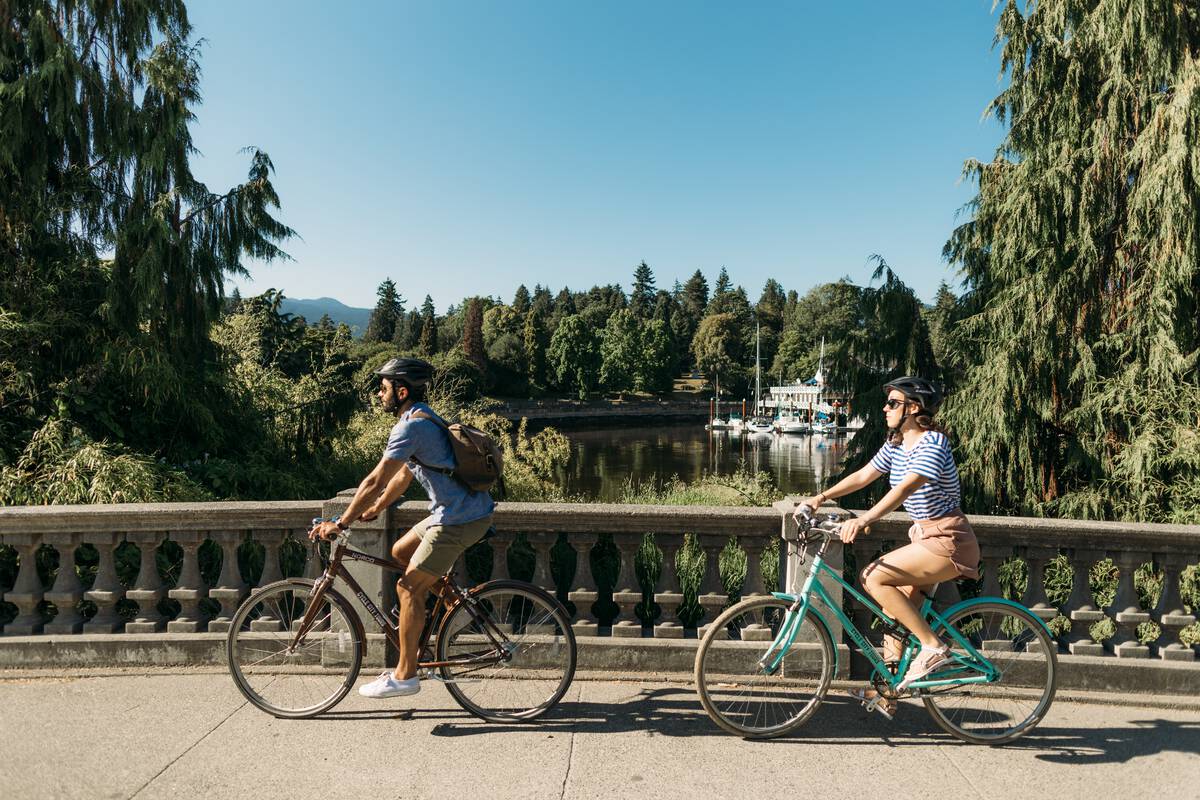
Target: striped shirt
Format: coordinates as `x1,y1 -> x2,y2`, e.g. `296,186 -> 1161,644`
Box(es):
868,430 -> 961,520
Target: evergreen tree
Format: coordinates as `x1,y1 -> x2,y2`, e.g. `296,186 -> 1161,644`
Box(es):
461,298 -> 486,371
512,284 -> 531,315
639,319 -> 676,393
682,270 -> 710,316
0,1 -> 292,469
418,295 -> 438,355
523,304 -> 550,391
630,260 -> 656,318
943,1 -> 1200,522
364,278 -> 405,343
708,267 -> 733,312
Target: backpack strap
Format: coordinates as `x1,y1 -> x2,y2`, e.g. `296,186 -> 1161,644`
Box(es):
406,410 -> 458,479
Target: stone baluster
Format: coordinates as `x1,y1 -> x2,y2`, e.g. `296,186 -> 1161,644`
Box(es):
567,533 -> 600,637
249,530 -> 286,631
697,534 -> 729,639
1020,547 -> 1059,621
979,543 -> 1010,600
1155,553 -> 1197,662
3,535 -> 45,635
83,532 -> 125,633
1018,547 -> 1059,654
167,532 -> 209,633
611,534 -> 643,637
1110,550 -> 1150,658
125,532 -> 167,633
1068,548 -> 1107,656
207,531 -> 247,633
256,529 -> 285,587
490,530 -> 513,581
653,536 -> 685,638
740,536 -> 768,599
529,532 -> 557,594
44,534 -> 85,635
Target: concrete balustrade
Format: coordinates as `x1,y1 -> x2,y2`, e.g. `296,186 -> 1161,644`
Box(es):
1,498 -> 1199,673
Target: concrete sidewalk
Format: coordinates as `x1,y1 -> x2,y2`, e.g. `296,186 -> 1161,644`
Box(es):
3,670 -> 1198,800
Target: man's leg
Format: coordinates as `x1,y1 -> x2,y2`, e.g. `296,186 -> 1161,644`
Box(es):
394,566 -> 440,680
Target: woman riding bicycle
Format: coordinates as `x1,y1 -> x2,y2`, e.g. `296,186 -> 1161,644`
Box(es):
796,376 -> 979,717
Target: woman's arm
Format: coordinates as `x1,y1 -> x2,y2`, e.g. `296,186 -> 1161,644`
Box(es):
800,462 -> 885,509
837,472 -> 929,542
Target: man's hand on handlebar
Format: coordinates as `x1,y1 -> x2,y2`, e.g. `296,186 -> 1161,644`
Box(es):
308,520 -> 343,542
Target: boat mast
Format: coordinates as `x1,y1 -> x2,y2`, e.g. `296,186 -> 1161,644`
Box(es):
754,322 -> 762,416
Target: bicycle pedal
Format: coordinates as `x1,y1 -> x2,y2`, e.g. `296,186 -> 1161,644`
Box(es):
864,696 -> 895,720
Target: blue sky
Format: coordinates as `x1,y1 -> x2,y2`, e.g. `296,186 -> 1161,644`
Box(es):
189,1 -> 1007,312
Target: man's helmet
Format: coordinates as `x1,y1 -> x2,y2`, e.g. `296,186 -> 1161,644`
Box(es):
884,376 -> 942,413
374,357 -> 434,387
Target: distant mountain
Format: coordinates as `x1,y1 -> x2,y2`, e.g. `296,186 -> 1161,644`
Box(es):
279,297 -> 372,337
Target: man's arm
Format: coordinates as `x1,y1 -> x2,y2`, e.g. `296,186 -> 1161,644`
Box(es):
359,463 -> 415,521
310,456 -> 406,540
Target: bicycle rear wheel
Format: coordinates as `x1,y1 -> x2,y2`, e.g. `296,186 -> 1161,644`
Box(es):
435,580 -> 576,722
923,599 -> 1057,744
694,595 -> 834,738
227,579 -> 363,718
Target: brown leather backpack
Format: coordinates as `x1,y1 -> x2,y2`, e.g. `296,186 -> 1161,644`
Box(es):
409,411 -> 506,497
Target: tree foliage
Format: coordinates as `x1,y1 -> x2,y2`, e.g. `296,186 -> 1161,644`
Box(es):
942,0 -> 1200,522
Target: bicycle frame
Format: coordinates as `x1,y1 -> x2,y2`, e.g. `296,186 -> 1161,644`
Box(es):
289,537 -> 512,671
759,542 -> 1000,692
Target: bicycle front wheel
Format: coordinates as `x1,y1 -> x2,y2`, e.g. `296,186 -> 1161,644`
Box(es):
923,599 -> 1057,744
436,580 -> 577,722
694,595 -> 834,739
227,579 -> 364,718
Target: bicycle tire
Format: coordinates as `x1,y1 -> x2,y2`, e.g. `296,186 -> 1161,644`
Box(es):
227,578 -> 363,718
923,599 -> 1057,744
694,595 -> 835,739
435,579 -> 577,722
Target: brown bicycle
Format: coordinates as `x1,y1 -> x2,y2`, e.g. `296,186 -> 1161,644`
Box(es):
226,526 -> 577,721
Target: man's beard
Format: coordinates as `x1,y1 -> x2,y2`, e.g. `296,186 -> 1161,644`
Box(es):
382,388 -> 399,414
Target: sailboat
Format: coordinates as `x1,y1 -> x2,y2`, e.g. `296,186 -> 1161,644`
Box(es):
746,323 -> 774,434
809,337 -> 835,435
706,373 -> 731,430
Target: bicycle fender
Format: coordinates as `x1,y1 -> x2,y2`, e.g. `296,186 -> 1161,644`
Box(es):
934,596 -> 1055,638
770,592 -> 839,675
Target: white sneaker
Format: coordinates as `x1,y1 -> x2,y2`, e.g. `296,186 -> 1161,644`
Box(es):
358,672 -> 421,699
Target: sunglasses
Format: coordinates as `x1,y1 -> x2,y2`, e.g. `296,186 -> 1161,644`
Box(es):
883,399 -> 906,410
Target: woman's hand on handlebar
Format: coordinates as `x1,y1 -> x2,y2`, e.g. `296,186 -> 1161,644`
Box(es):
793,495 -> 824,521
838,516 -> 871,544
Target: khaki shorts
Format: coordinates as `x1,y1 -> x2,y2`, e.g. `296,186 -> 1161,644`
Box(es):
909,512 -> 981,580
408,515 -> 493,576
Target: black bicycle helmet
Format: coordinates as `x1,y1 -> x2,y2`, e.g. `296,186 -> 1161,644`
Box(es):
884,376 -> 942,413
374,357 -> 434,386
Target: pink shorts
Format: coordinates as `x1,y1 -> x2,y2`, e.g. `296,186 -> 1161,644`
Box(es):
908,512 -> 981,580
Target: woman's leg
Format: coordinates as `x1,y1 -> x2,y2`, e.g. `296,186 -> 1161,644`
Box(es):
880,585 -> 932,663
861,543 -> 960,649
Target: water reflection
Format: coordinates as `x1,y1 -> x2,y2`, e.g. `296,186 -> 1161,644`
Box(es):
557,424 -> 853,501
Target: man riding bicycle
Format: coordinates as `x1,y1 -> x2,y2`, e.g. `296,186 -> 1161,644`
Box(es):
309,357 -> 495,699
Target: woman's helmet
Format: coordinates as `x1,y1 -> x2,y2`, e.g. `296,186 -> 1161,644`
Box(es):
884,376 -> 942,413
374,357 -> 434,387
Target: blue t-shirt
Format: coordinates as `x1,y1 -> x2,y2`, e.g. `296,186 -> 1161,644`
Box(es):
869,430 -> 961,520
383,403 -> 495,526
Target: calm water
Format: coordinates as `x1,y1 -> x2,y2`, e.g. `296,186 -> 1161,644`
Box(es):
556,424 -> 854,501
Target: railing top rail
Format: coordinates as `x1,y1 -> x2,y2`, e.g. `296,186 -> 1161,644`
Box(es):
0,501 -> 322,534
849,510 -> 1200,551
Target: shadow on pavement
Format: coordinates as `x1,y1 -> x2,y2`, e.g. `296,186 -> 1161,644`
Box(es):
417,685 -> 1200,764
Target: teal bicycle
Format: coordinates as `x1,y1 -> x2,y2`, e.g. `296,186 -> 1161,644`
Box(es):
694,507 -> 1057,744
